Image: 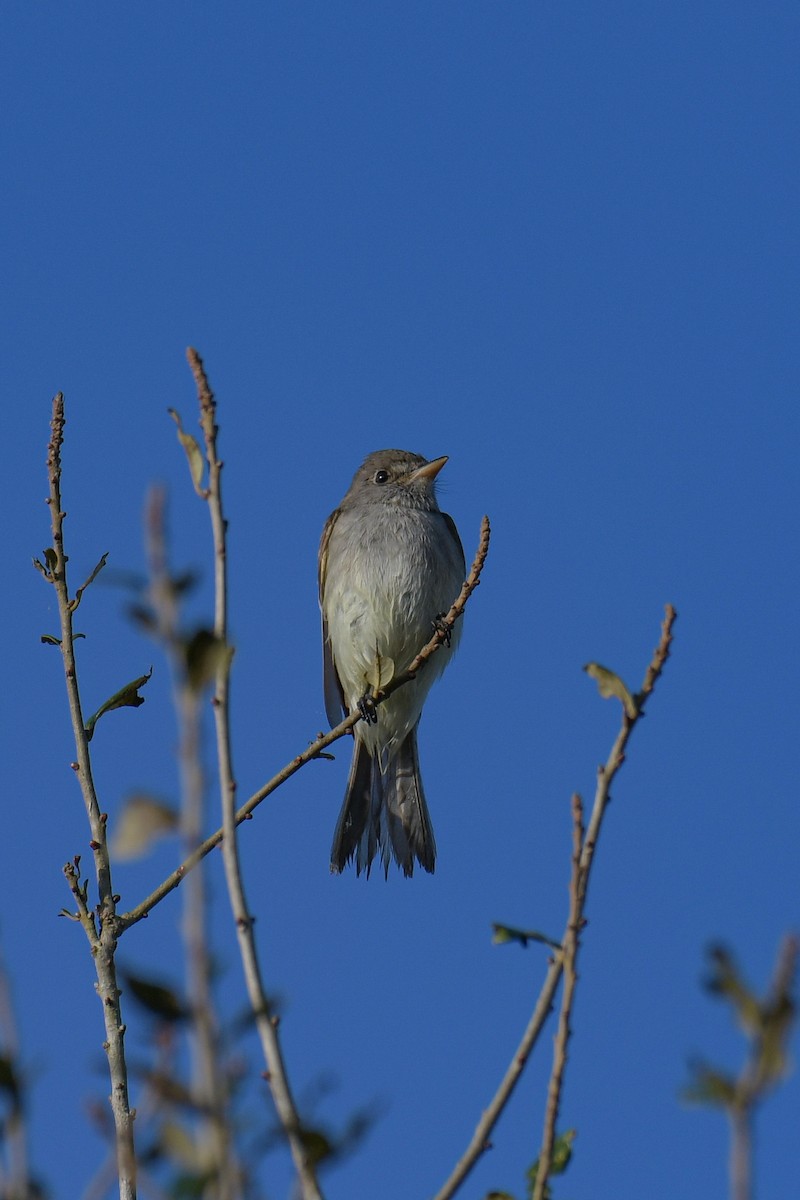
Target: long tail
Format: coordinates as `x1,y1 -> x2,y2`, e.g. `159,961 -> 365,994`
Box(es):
330,725 -> 436,877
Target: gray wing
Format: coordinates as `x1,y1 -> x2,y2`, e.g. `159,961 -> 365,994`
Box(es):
319,508 -> 347,727
442,511 -> 466,575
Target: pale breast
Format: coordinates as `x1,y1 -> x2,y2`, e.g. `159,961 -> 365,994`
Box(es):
323,504 -> 464,708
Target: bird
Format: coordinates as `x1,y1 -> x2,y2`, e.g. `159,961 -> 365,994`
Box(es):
319,449 -> 466,877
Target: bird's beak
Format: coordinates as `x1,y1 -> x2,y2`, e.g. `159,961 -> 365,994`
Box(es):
409,455 -> 448,483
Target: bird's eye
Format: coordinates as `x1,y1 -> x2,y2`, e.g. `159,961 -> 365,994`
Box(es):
374,469 -> 390,484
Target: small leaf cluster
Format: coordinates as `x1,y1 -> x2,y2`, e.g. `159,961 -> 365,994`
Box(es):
683,939 -> 797,1115
486,1129 -> 576,1200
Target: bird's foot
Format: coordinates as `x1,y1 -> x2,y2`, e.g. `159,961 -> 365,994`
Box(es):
357,692 -> 379,724
431,613 -> 452,647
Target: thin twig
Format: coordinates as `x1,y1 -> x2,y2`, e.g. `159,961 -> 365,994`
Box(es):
730,1108 -> 752,1200
432,604 -> 677,1200
728,934 -> 798,1200
81,1029 -> 180,1200
145,486 -> 241,1198
0,940 -> 32,1200
578,604 -> 676,899
531,794 -> 584,1200
119,508 -> 491,932
43,394 -> 137,1200
187,348 -> 324,1200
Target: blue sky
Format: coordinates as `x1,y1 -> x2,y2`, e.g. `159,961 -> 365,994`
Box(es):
3,3 -> 799,1197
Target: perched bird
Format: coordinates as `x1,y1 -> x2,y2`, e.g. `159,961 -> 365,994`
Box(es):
319,449 -> 466,877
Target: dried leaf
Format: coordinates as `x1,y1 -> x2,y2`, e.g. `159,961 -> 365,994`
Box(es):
583,662 -> 639,718
84,668 -> 153,741
159,1120 -> 203,1169
365,653 -> 394,692
110,793 -> 179,861
135,1069 -> 197,1109
168,407 -> 206,496
184,628 -> 230,691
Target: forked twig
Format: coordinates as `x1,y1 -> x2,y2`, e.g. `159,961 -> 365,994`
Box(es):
42,395 -> 137,1200
145,486 -> 241,1195
433,605 -> 677,1200
530,793 -> 584,1200
186,349 -> 323,1200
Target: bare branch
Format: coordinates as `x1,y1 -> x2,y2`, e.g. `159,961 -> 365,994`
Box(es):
530,794 -> 583,1200
186,348 -> 324,1200
42,394 -> 137,1199
0,939 -> 32,1199
432,604 -> 677,1200
144,485 -> 242,1198
729,935 -> 797,1200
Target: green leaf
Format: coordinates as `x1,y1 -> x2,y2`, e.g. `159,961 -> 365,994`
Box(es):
758,993 -> 794,1083
682,1060 -> 737,1108
705,944 -> 762,1034
40,634 -> 61,646
550,1128 -> 577,1175
127,603 -> 157,633
84,668 -> 152,741
121,971 -> 188,1024
171,1171 -> 217,1199
492,923 -> 562,952
692,940 -> 798,1102
485,1192 -> 518,1200
168,408 -> 206,496
300,1126 -> 335,1167
583,662 -> 639,718
109,793 -> 179,861
172,569 -> 200,596
0,1055 -> 21,1108
526,1129 -> 576,1199
70,550 -> 109,612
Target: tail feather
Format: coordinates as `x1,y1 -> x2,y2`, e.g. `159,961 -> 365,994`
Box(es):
330,724 -> 436,877
384,727 -> 436,876
330,737 -> 375,874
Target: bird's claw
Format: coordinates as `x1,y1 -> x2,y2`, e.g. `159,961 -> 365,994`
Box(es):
431,613 -> 452,647
358,693 -> 379,724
